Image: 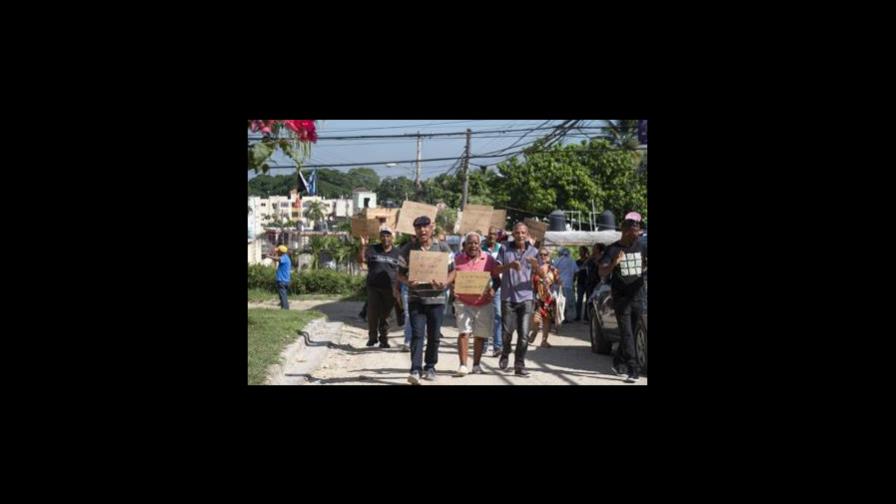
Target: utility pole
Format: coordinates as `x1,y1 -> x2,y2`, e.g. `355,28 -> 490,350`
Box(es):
461,128 -> 471,210
415,131 -> 422,191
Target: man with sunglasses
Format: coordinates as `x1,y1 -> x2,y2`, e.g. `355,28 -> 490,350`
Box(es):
598,211 -> 648,383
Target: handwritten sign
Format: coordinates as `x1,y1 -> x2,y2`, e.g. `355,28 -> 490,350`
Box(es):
524,218 -> 547,242
365,208 -> 399,230
408,250 -> 450,284
453,271 -> 492,295
490,209 -> 507,230
458,204 -> 493,234
396,201 -> 439,235
351,216 -> 377,238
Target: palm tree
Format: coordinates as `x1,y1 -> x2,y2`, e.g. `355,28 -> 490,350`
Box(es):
303,200 -> 328,230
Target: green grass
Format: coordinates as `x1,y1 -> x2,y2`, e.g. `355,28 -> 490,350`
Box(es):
247,308 -> 323,385
248,288 -> 362,303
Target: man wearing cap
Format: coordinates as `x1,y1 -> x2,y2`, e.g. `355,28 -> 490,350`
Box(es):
598,211 -> 648,383
358,226 -> 401,348
274,245 -> 291,310
397,215 -> 456,384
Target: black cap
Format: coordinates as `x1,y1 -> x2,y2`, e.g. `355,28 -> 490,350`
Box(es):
412,216 -> 431,227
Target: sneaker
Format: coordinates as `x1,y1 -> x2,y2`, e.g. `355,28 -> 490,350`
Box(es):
423,368 -> 437,381
379,341 -> 391,349
514,367 -> 530,377
400,343 -> 410,352
625,370 -> 640,383
492,348 -> 503,358
366,339 -> 377,347
454,365 -> 469,377
498,354 -> 509,370
471,365 -> 484,374
407,371 -> 421,385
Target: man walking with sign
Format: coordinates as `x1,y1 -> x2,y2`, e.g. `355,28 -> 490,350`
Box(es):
397,216 -> 456,384
450,231 -> 500,376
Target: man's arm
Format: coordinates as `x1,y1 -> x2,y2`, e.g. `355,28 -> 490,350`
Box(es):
598,249 -> 623,279
357,235 -> 368,264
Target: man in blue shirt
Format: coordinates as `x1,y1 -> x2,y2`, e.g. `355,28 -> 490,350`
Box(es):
275,245 -> 292,310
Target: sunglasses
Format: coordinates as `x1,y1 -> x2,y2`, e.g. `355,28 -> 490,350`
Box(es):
539,253 -> 550,257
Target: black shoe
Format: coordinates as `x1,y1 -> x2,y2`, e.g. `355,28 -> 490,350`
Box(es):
498,354 -> 509,370
379,341 -> 391,348
624,373 -> 638,383
610,362 -> 627,376
366,339 -> 377,347
514,367 -> 530,377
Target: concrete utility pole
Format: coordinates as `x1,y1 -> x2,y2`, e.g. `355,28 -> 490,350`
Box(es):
461,128 -> 471,210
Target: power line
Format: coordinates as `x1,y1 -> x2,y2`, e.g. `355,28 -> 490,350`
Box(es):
313,120 -> 488,133
258,125 -> 625,141
259,140 -> 643,172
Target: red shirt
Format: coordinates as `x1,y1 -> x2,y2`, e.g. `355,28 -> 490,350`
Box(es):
453,252 -> 499,306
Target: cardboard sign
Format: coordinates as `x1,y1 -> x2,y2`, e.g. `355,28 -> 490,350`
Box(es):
453,271 -> 492,295
364,207 -> 399,230
395,201 -> 439,235
351,216 -> 381,238
458,204 -> 493,235
408,250 -> 450,284
524,218 -> 547,242
490,209 -> 507,230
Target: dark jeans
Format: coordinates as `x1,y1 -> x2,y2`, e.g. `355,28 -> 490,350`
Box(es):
501,299 -> 533,369
575,280 -> 589,319
367,286 -> 396,343
408,301 -> 445,373
276,281 -> 290,310
613,289 -> 645,373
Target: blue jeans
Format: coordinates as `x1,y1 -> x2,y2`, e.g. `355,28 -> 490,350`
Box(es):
563,285 -> 574,320
401,283 -> 412,344
491,288 -> 503,351
408,301 -> 445,373
276,281 -> 290,310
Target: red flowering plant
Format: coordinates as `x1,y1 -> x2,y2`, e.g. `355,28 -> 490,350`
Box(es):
248,120 -> 318,173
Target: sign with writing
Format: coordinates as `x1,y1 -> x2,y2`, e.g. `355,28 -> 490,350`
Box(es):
408,250 -> 450,284
396,201 -> 439,234
453,271 -> 492,295
524,218 -> 547,242
458,204 -> 493,235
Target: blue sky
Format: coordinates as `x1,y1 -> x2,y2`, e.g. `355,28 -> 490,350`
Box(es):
248,120 -> 611,181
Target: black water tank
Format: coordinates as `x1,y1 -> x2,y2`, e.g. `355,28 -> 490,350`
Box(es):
597,210 -> 616,231
548,210 -> 566,231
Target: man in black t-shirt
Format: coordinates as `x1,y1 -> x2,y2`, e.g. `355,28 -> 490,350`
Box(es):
359,226 -> 401,348
598,211 -> 647,383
